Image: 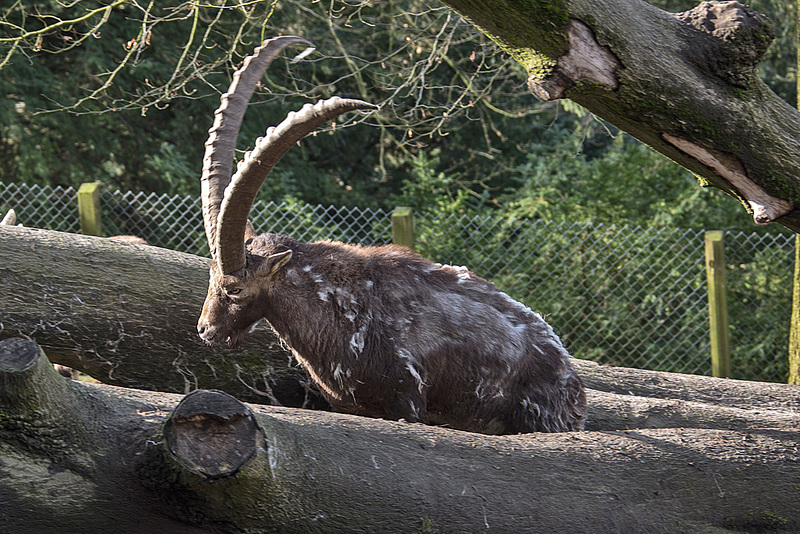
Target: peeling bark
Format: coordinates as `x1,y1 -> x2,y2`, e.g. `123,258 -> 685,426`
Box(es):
662,133 -> 793,224
528,19 -> 621,100
441,0 -> 800,231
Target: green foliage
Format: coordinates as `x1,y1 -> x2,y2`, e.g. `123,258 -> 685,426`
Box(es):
143,142 -> 197,197
391,151 -> 476,213
505,130 -> 762,231
724,509 -> 790,532
725,236 -> 794,382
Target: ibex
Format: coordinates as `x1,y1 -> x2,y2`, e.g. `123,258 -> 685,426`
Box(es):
197,36 -> 586,434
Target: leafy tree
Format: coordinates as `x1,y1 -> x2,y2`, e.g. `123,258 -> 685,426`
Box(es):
1,0 -> 796,231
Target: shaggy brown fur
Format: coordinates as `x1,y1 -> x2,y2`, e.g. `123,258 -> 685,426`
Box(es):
199,233 -> 586,434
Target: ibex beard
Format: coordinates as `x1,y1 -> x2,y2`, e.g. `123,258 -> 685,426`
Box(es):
198,233 -> 587,435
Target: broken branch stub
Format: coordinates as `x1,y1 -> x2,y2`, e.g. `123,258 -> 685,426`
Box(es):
0,208 -> 16,226
674,0 -> 774,87
0,337 -> 77,417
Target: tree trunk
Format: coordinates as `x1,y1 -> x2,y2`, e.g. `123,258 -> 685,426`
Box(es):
439,0 -> 800,232
789,3 -> 800,384
1,337 -> 798,534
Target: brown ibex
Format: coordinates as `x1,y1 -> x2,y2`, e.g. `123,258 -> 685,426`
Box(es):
197,36 -> 586,434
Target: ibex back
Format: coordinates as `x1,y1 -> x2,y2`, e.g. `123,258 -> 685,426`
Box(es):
196,36 -> 586,434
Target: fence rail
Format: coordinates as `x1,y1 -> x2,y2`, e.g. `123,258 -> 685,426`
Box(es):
1,181 -> 794,383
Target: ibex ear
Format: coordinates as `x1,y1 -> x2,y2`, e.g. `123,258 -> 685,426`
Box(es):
244,220 -> 258,243
258,250 -> 293,278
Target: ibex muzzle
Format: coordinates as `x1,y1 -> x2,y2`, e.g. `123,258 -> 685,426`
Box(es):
197,36 -> 586,434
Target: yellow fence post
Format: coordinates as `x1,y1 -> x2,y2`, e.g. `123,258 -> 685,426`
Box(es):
705,230 -> 731,378
78,181 -> 104,237
391,207 -> 415,249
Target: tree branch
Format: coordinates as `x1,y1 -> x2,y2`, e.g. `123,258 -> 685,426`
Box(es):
441,0 -> 800,231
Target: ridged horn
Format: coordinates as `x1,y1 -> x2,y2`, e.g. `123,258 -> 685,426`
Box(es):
201,35 -> 312,262
216,96 -> 379,275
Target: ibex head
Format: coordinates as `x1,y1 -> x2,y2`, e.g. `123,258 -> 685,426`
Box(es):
196,36 -> 376,348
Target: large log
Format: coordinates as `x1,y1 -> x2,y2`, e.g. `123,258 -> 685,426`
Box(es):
1,338 -> 798,534
3,224 -> 800,434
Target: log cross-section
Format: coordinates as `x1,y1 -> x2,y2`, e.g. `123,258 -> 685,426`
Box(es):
164,389 -> 264,479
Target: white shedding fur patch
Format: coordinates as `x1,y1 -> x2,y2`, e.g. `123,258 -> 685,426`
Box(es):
350,328 -> 366,355
439,264 -> 471,282
302,264 -> 336,303
397,348 -> 426,393
498,291 -> 539,320
408,400 -> 420,419
433,263 -> 472,283
332,362 -> 346,385
475,376 -> 507,399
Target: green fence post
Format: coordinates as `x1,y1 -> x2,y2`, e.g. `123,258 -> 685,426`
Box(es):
391,207 -> 415,249
705,230 -> 730,378
78,181 -> 104,237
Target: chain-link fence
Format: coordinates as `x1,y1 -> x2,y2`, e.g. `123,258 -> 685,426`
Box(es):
412,213 -> 795,383
0,182 -> 81,233
1,181 -> 794,382
99,189 -> 393,255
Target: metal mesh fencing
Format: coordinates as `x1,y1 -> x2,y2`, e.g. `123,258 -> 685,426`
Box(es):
1,180 -> 794,383
0,182 -> 80,233
723,230 -> 794,382
413,213 -> 794,383
414,213 -> 713,376
100,190 -> 392,255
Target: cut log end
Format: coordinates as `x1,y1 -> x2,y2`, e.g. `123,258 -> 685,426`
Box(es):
0,337 -> 41,373
164,389 -> 262,480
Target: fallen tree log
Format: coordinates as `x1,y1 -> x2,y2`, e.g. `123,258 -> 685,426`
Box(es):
1,337 -> 798,534
3,224 -> 800,434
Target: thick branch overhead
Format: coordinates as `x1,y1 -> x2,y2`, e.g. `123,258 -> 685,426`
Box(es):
440,0 -> 800,231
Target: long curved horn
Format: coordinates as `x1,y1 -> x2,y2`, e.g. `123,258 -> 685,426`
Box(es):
216,97 -> 378,274
201,35 -> 312,262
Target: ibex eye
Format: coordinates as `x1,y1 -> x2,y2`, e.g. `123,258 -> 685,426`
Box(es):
227,288 -> 242,296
